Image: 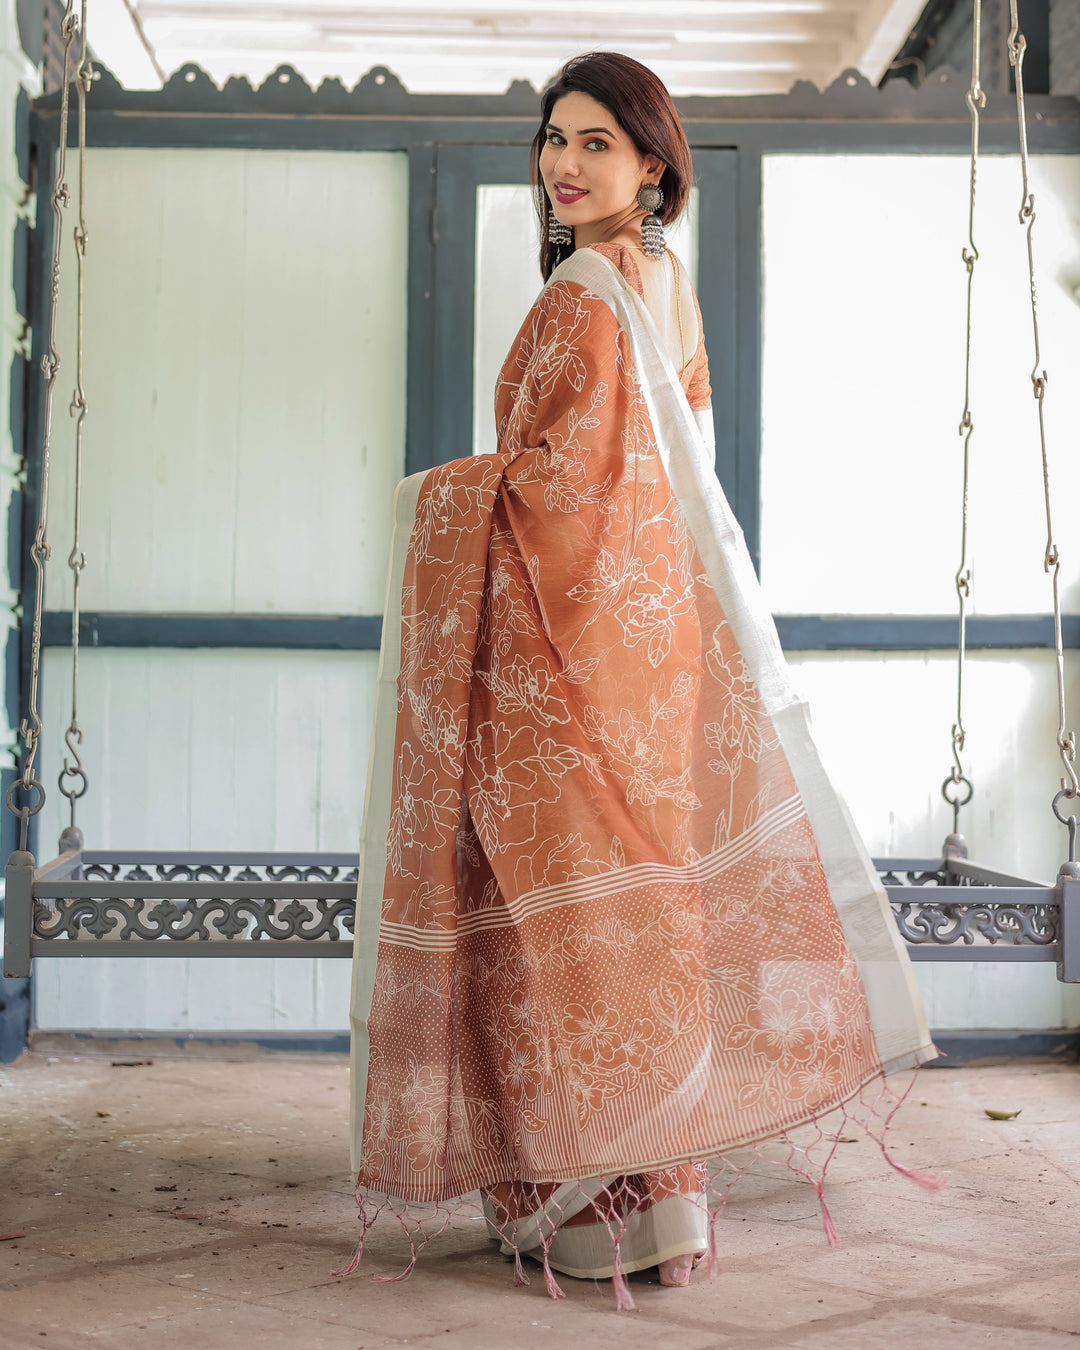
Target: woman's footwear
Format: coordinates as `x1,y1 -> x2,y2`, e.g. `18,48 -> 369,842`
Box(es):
658,1252 -> 699,1287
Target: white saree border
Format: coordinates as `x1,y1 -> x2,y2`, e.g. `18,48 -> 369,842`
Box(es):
484,1185 -> 710,1280
558,248 -> 934,1076
349,471 -> 427,1173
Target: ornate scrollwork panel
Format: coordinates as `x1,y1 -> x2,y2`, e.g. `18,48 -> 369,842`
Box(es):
80,861 -> 358,885
28,855 -> 1060,953
890,899 -> 1059,946
34,895 -> 356,943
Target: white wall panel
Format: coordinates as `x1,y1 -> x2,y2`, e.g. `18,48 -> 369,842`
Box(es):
32,955 -> 353,1036
787,650 -> 1077,877
37,648 -> 377,854
914,961 -> 1080,1034
787,649 -> 1080,1029
47,147 -> 407,616
760,154 -> 1080,618
31,647 -> 376,1032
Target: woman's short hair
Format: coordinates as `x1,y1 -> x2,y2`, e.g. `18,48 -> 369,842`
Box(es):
531,51 -> 694,281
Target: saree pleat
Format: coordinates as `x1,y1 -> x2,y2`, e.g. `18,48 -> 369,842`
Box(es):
348,244 -> 934,1275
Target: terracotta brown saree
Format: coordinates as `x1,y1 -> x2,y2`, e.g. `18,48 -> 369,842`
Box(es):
345,243 -> 935,1303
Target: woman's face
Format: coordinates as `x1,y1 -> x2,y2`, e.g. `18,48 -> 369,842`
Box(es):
539,91 -> 664,246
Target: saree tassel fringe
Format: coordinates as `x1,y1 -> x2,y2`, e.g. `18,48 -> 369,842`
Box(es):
330,1233 -> 365,1280
816,1189 -> 840,1248
541,1244 -> 566,1302
372,1256 -> 418,1284
881,1153 -> 947,1193
611,1242 -> 637,1313
332,1197 -> 385,1279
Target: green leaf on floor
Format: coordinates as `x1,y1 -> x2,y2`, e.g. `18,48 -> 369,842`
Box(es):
984,1108 -> 1022,1120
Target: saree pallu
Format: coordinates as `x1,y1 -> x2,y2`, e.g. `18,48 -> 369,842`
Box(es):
346,245 -> 935,1298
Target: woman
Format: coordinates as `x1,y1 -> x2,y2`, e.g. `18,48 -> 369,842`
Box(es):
345,51 -> 935,1305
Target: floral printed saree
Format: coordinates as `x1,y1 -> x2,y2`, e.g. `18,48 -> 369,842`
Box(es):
345,243 -> 936,1303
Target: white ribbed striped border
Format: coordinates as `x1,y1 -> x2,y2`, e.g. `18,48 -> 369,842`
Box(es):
378,792 -> 805,951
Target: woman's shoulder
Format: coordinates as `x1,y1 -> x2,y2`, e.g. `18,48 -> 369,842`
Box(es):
580,243 -> 645,298
544,243 -> 645,302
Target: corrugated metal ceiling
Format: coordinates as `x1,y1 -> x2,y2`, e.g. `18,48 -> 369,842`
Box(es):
92,0 -> 930,94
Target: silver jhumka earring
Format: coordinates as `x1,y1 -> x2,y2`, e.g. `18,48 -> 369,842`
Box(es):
548,208 -> 573,247
637,183 -> 665,257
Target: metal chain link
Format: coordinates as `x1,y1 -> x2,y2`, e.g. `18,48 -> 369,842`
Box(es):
59,1 -> 91,825
941,0 -> 984,835
5,3 -> 81,852
1007,0 -> 1079,857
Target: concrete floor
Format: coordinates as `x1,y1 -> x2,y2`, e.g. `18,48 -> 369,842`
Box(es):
1,1040 -> 1079,1348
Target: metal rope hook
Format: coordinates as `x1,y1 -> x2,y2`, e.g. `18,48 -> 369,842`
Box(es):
940,0 -> 984,849
5,2 -> 81,853
59,0 -> 92,829
1007,0 -> 1079,857
1052,791 -> 1078,869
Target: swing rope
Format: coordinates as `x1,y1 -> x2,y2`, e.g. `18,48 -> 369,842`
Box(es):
941,0 -> 984,839
1007,0 -> 1079,863
59,1 -> 92,831
5,2 -> 83,853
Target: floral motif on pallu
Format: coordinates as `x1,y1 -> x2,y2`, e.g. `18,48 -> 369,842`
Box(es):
357,249 -> 884,1208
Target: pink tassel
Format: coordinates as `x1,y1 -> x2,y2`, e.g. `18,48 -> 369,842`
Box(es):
514,1250 -> 530,1287
817,1190 -> 840,1247
334,1195 -> 387,1278
860,1069 -> 945,1195
611,1243 -> 637,1312
331,1233 -> 364,1279
542,1251 -> 566,1301
884,1159 -> 946,1193
371,1216 -> 420,1283
372,1254 -> 418,1283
